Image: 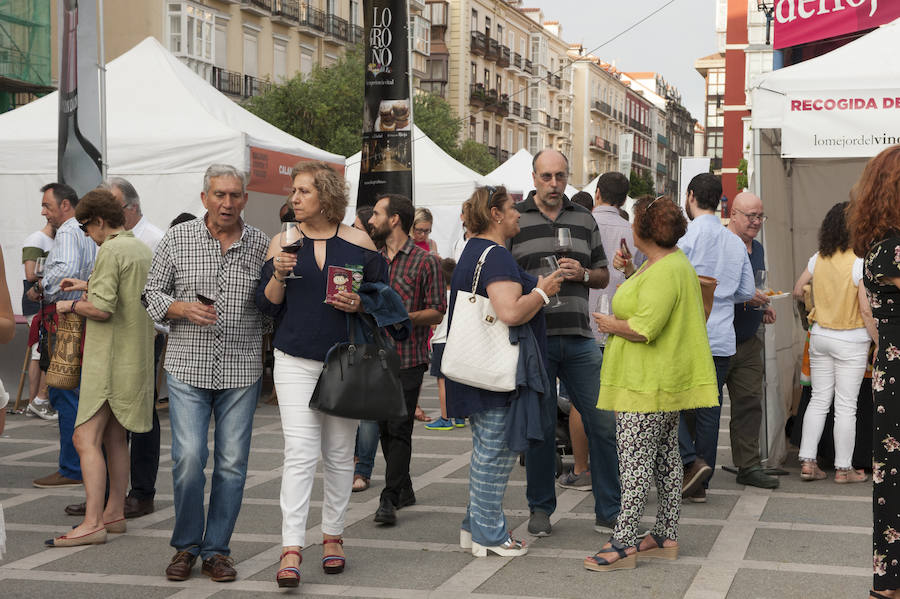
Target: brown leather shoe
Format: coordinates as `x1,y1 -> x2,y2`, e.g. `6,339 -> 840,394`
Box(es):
682,458 -> 712,498
33,471 -> 82,489
165,550 -> 198,581
202,554 -> 236,582
65,501 -> 86,516
124,496 -> 154,519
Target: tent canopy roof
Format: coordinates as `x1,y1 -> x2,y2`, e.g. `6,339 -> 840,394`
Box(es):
750,17 -> 900,129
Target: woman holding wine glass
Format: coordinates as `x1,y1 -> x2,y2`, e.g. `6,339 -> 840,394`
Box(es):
255,161 -> 389,589
46,189 -> 155,547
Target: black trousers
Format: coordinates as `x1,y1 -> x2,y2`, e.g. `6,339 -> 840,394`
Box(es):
128,334 -> 164,500
378,364 -> 427,504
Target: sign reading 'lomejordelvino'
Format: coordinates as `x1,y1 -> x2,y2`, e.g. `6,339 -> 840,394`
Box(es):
356,0 -> 413,208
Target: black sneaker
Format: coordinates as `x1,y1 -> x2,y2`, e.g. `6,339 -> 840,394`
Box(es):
374,497 -> 397,525
397,487 -> 417,509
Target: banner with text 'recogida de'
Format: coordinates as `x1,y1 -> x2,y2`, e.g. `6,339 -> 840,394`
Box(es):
356,0 -> 413,208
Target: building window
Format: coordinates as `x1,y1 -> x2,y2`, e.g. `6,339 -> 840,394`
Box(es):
243,28 -> 258,77
167,2 -> 215,64
470,116 -> 476,140
326,0 -> 335,16
214,19 -> 227,69
497,24 -> 503,42
528,130 -> 540,155
471,9 -> 477,32
273,39 -> 287,82
349,0 -> 359,26
484,68 -> 490,86
484,17 -> 490,38
482,121 -> 489,145
411,15 -> 430,56
300,49 -> 314,77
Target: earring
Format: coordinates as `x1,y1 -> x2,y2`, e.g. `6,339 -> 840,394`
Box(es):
496,220 -> 502,224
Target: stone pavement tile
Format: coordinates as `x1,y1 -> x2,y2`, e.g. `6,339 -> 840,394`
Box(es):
211,593 -> 368,599
246,545 -> 474,589
33,535 -> 272,576
760,496 -> 870,527
771,473 -> 871,497
2,580 -> 177,599
2,417 -> 61,437
414,481 -> 527,508
345,508 -> 526,543
0,441 -> 56,458
248,431 -> 286,450
408,436 -> 473,456
725,568 -> 869,598
146,501 -> 295,535
2,530 -> 58,563
0,465 -> 81,489
744,528 -> 869,566
475,555 -> 700,599
448,461 -> 528,482
5,495 -> 90,526
247,449 -> 285,471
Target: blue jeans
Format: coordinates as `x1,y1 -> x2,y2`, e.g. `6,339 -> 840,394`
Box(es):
526,336 -> 620,522
166,373 -> 261,559
48,385 -> 82,480
462,406 -> 518,546
678,355 -> 731,487
354,419 -> 380,479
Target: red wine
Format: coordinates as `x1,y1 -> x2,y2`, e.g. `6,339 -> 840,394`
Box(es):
197,294 -> 215,306
58,0 -> 102,195
281,240 -> 303,254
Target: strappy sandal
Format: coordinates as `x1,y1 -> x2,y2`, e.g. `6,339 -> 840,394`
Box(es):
352,474 -> 370,492
835,468 -> 867,484
637,533 -> 678,560
323,536 -> 345,574
800,459 -> 826,481
870,591 -> 893,599
276,549 -> 301,588
583,540 -> 637,571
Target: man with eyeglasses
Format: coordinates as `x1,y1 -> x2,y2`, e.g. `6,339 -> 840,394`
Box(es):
724,192 -> 779,489
508,148 -> 617,537
677,174 -> 755,503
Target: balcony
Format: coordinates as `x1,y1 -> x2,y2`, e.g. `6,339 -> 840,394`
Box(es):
300,6 -> 326,34
545,114 -> 552,128
599,101 -> 611,116
244,74 -> 272,98
510,100 -> 522,118
497,93 -> 509,117
523,106 -> 532,121
272,0 -> 300,25
589,136 -> 602,151
483,88 -> 499,112
523,58 -> 533,75
350,24 -> 364,44
211,67 -> 243,96
486,37 -> 499,61
657,163 -> 667,175
512,52 -> 522,70
657,133 -> 668,147
470,31 -> 486,56
469,82 -> 486,107
632,153 -> 651,168
602,138 -> 612,153
497,45 -> 510,68
325,14 -> 350,42
488,145 -> 499,161
241,0 -> 272,16
500,149 -> 510,163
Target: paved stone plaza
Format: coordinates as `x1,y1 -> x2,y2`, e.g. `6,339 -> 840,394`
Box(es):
0,377 -> 872,598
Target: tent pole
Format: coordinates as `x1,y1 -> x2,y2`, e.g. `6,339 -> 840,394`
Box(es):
98,0 -> 108,179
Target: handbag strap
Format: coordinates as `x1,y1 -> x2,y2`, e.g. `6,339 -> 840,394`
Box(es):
471,245 -> 496,294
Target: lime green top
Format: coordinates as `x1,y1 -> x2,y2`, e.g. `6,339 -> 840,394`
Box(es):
76,232 -> 155,432
597,249 -> 719,413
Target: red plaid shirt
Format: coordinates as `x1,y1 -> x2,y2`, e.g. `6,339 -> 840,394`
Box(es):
382,238 -> 446,369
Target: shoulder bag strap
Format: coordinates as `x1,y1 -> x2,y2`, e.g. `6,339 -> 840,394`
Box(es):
471,245 -> 495,294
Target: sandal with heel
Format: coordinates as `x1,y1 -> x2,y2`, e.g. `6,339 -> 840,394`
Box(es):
800,459 -> 826,481
276,549 -> 301,588
323,536 -> 345,574
584,540 -> 637,571
871,591 -> 893,599
637,533 -> 678,560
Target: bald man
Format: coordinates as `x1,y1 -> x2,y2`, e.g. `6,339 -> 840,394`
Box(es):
725,192 -> 778,489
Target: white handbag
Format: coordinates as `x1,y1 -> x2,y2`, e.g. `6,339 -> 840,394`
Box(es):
442,245 -> 520,392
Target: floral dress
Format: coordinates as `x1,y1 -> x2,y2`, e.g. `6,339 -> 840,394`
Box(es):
865,236 -> 900,590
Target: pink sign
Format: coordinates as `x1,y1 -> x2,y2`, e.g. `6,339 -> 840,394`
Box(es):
773,0 -> 900,50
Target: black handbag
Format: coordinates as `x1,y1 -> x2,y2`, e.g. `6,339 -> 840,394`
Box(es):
309,313 -> 407,421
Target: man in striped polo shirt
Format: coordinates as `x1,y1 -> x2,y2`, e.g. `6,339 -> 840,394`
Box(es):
508,149 -> 619,537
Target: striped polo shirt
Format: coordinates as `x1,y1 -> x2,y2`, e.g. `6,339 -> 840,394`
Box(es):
508,192 -> 608,338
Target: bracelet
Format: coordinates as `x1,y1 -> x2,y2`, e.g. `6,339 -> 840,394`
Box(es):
71,299 -> 79,314
533,288 -> 551,305
272,274 -> 286,288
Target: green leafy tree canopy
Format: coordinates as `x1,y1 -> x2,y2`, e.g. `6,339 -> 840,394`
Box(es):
454,140 -> 499,176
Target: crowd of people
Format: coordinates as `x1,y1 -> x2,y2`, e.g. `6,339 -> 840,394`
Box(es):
8,145 -> 900,597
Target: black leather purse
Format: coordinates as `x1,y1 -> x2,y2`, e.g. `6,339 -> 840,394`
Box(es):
309,313 -> 407,421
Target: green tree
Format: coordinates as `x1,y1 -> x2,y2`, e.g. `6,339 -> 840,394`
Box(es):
454,140 -> 499,175
736,158 -> 749,191
244,44 -> 365,157
413,93 -> 460,156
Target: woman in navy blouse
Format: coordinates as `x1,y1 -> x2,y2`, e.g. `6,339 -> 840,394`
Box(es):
255,161 -> 388,588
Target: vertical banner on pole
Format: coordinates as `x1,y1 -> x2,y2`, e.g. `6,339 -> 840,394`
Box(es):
357,0 -> 413,208
617,133 -> 634,177
58,0 -> 102,196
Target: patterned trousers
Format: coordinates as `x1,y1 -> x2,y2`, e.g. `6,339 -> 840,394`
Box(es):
613,411 -> 682,547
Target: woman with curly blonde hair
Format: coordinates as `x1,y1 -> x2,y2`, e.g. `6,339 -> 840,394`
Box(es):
847,145 -> 900,599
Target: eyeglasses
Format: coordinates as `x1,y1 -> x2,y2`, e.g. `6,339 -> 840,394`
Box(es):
413,227 -> 431,235
733,209 -> 767,223
78,220 -> 93,233
537,171 -> 568,183
484,186 -> 500,202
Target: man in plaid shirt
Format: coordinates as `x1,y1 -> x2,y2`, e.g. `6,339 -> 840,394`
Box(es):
142,165 -> 269,583
368,193 -> 446,525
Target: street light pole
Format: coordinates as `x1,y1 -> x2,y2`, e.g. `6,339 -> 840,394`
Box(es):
757,0 -> 774,45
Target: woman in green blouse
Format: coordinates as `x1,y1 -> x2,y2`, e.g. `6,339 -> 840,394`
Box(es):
46,189 -> 155,548
584,195 -> 718,572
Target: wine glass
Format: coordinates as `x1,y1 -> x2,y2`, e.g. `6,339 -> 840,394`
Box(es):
555,227 -> 573,259
34,256 -> 46,278
540,256 -> 564,307
195,281 -> 218,326
593,293 -> 611,345
754,269 -> 769,310
280,222 -> 304,280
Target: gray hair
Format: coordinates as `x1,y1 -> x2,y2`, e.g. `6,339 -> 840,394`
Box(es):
102,177 -> 141,213
203,164 -> 247,194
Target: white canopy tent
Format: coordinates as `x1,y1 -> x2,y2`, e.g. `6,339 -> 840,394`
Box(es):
487,148 -> 578,201
0,37 -> 343,306
345,125 -> 499,257
745,21 -> 900,466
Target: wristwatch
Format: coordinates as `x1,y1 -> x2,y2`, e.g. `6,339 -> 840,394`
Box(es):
582,268 -> 590,284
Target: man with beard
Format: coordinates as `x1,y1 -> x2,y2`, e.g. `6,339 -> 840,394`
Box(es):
367,194 -> 446,525
508,149 -> 616,537
677,174 -> 755,502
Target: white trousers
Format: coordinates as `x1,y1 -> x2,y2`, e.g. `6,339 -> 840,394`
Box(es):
274,350 -> 359,547
798,334 -> 870,469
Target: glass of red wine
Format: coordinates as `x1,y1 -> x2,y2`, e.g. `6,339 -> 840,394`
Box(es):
555,227 -> 573,259
195,283 -> 217,326
280,222 -> 304,280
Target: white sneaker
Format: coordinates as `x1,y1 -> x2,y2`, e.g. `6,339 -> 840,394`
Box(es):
27,400 -> 58,421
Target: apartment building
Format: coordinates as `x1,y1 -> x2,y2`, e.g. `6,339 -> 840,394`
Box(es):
694,52 -> 725,174
426,0 -> 572,164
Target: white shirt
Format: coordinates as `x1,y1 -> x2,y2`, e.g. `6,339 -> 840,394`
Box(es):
22,230 -> 54,255
131,215 -> 164,252
807,252 -> 869,343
